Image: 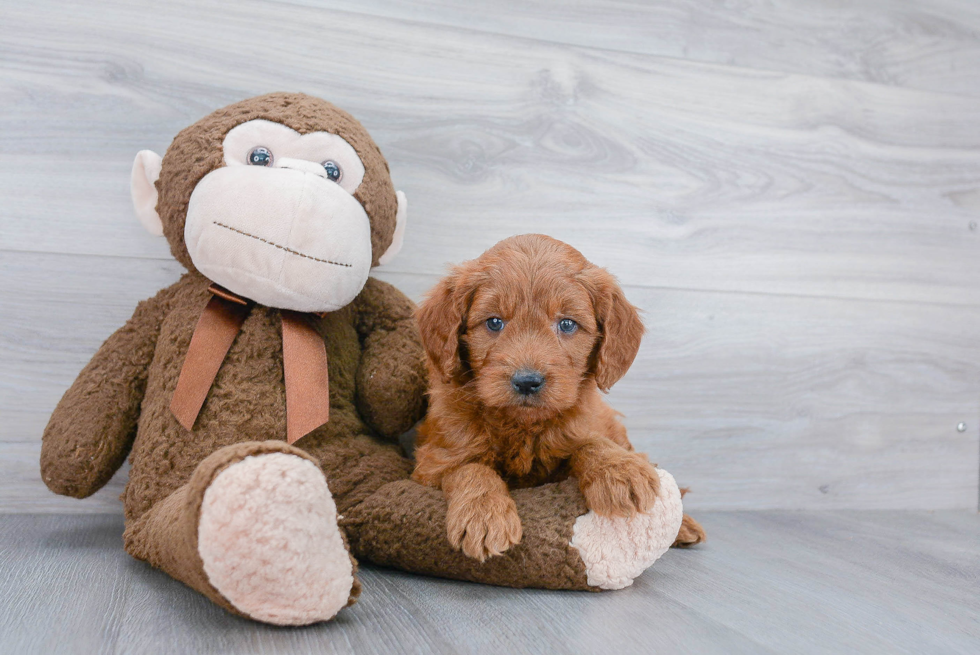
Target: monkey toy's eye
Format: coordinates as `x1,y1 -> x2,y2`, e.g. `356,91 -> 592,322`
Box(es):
486,317 -> 505,332
247,147 -> 273,166
321,160 -> 343,182
558,318 -> 578,334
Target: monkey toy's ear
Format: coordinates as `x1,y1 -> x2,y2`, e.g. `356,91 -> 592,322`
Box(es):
130,150 -> 164,237
377,190 -> 408,267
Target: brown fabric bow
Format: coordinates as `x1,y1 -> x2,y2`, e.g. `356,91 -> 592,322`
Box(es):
170,284 -> 330,444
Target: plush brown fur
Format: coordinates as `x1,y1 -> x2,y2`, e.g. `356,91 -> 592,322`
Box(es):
413,235 -> 705,560
40,95 -> 651,623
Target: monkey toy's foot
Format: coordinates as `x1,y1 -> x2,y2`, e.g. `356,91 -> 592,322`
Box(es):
196,451 -> 356,625
569,468 -> 684,590
345,467 -> 684,592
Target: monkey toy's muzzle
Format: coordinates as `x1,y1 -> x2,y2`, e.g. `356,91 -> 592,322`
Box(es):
184,165 -> 373,313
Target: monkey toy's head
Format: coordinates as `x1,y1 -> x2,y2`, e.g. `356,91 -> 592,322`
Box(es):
130,93 -> 407,313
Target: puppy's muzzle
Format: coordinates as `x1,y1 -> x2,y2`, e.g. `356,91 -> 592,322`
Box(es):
511,369 -> 545,396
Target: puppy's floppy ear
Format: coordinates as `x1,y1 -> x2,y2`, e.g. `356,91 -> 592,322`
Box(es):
580,265 -> 645,392
415,264 -> 478,384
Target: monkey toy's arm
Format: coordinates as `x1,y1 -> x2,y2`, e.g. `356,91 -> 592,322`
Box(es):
352,277 -> 428,440
41,286 -> 173,498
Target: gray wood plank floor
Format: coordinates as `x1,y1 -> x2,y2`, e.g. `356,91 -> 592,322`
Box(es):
1,511 -> 977,654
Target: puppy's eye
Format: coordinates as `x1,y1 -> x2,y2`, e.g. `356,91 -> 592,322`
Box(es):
558,318 -> 578,334
247,147 -> 273,166
321,160 -> 342,182
486,317 -> 505,332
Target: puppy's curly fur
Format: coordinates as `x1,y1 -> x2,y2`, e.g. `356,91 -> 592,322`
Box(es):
413,235 -> 704,561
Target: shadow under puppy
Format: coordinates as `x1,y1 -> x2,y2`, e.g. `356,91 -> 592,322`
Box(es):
413,234 -> 705,561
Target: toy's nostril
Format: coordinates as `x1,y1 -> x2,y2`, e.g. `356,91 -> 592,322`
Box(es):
511,370 -> 545,396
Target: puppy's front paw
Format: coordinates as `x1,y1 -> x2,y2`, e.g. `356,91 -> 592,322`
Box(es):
581,452 -> 661,517
446,493 -> 523,562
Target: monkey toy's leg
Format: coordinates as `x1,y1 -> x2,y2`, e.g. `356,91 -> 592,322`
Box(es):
123,441 -> 360,625
342,468 -> 685,591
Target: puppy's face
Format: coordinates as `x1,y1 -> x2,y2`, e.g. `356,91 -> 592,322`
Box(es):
416,235 -> 644,421
463,260 -> 600,417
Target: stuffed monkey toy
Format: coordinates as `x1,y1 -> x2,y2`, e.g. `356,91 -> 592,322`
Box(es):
40,93 -> 685,626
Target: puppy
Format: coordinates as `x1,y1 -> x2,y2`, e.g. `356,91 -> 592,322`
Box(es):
412,234 -> 704,561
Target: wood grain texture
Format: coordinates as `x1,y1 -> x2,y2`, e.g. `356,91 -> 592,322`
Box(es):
1,0 -> 979,512
1,512 -> 977,654
296,0 -> 980,98
1,0 -> 979,305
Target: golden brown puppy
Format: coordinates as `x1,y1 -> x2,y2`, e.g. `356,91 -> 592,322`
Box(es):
413,234 -> 704,561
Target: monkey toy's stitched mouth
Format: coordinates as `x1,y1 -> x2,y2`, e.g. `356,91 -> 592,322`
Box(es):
212,221 -> 352,268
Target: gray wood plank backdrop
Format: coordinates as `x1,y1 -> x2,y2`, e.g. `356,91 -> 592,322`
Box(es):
1,0 -> 978,512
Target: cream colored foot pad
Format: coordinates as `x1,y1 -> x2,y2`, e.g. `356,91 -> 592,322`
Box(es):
198,453 -> 353,625
570,468 -> 684,590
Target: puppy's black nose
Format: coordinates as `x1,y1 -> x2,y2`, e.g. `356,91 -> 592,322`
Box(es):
511,369 -> 545,396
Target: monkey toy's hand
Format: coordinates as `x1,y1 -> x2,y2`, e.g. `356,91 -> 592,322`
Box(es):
352,278 -> 428,440
41,287 -> 172,498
